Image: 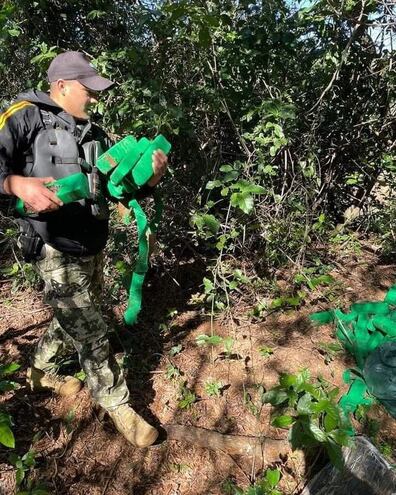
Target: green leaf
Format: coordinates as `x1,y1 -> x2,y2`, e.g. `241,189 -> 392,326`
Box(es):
258,346 -> 273,358
178,387 -> 197,409
0,381 -> 18,392
71,368 -> 85,381
202,214 -> 220,234
165,364 -> 181,380
261,388 -> 288,406
0,414 -> 14,448
280,374 -> 297,388
0,363 -> 20,376
206,180 -> 221,190
22,450 -> 36,468
265,468 -> 281,488
240,184 -> 266,194
329,429 -> 352,447
223,170 -> 240,182
297,393 -> 314,414
169,344 -> 183,357
307,421 -> 327,443
272,415 -> 294,428
203,277 -> 214,294
87,9 -> 107,19
223,337 -> 234,354
325,439 -> 344,469
262,164 -> 276,176
7,28 -> 20,37
324,404 -> 340,432
220,165 -> 233,172
230,192 -> 254,214
204,380 -> 223,397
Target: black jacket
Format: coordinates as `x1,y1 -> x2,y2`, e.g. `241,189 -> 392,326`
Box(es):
0,90 -> 113,255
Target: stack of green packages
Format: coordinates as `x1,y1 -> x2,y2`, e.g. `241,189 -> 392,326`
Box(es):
310,285 -> 396,419
97,134 -> 171,326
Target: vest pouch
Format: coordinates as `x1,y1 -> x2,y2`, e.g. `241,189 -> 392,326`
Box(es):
16,219 -> 45,262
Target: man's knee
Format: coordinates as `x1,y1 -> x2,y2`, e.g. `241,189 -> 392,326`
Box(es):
54,306 -> 107,343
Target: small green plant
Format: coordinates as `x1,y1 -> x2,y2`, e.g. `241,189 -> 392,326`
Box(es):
196,334 -> 235,358
270,294 -> 304,310
157,308 -> 179,334
294,269 -> 335,292
165,364 -> 181,381
169,344 -> 183,357
74,370 -> 86,381
379,442 -> 393,459
223,337 -> 235,357
9,451 -> 36,487
318,342 -> 343,365
9,450 -> 49,494
243,385 -> 265,418
196,334 -> 223,347
262,369 -> 352,468
222,468 -> 282,494
0,361 -> 20,448
0,362 -> 20,392
0,262 -> 40,292
258,346 -> 274,359
178,384 -> 197,410
168,462 -> 191,473
0,412 -> 15,448
204,380 -> 223,397
63,409 -> 76,434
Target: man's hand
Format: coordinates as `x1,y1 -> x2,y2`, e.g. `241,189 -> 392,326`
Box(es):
147,150 -> 168,187
3,175 -> 63,213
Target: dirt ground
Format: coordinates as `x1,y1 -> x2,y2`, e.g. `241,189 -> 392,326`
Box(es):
0,243 -> 395,495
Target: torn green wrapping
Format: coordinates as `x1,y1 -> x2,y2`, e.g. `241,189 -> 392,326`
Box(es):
310,283 -> 396,420
339,377 -> 373,415
372,316 -> 396,336
350,302 -> 389,315
334,308 -> 357,324
309,310 -> 334,325
384,285 -> 396,305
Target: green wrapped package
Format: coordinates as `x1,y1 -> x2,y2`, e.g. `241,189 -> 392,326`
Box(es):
15,172 -> 90,215
97,134 -> 172,200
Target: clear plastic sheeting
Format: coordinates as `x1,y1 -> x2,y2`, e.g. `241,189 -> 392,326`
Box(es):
301,436 -> 396,495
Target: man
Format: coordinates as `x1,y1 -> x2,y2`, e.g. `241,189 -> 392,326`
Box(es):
0,51 -> 167,448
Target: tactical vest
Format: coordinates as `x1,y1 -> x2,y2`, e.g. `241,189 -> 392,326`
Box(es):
17,107 -> 109,261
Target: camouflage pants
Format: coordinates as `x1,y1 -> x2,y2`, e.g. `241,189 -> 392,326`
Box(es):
32,244 -> 129,410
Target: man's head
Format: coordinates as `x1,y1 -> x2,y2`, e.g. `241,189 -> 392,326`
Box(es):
47,51 -> 114,119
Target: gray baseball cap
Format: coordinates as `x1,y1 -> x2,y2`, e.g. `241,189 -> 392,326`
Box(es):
47,51 -> 115,91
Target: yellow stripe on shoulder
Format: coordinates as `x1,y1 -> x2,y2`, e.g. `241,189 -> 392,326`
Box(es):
0,101 -> 34,130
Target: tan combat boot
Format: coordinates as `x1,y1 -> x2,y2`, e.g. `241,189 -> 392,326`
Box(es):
27,367 -> 82,397
108,404 -> 159,448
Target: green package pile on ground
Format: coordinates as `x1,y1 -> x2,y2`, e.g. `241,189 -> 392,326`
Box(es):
310,285 -> 396,421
